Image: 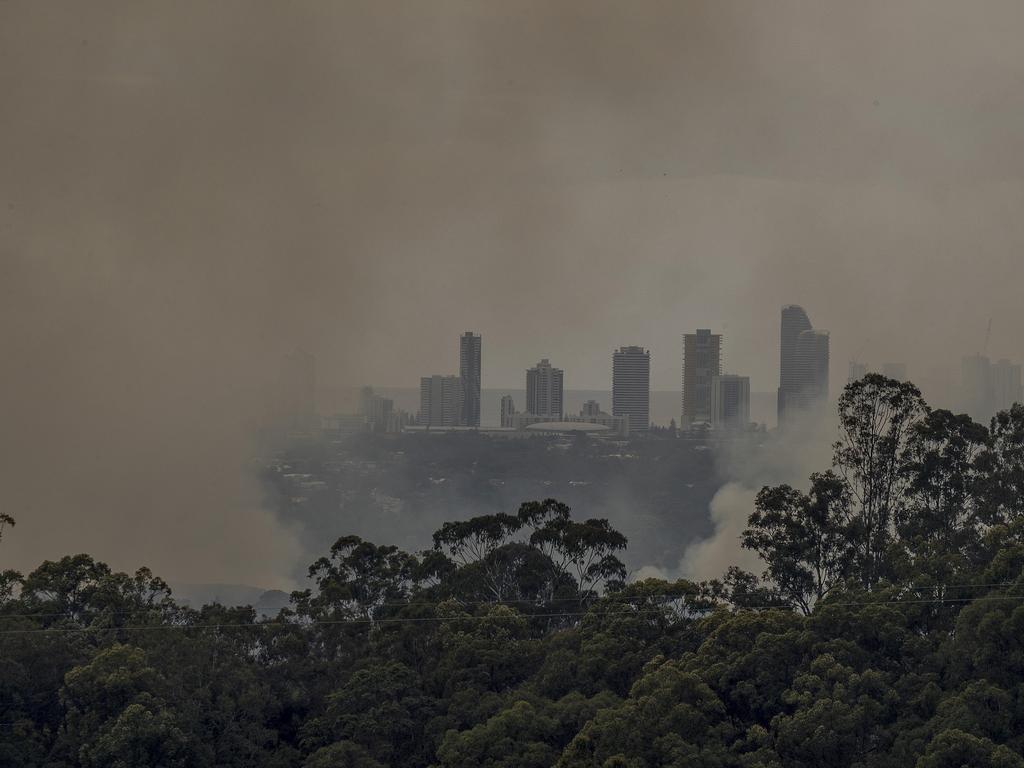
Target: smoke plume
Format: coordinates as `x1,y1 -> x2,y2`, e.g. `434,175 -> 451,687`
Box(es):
4,2 -> 1024,585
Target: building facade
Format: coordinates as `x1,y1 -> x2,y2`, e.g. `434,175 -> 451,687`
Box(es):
499,394 -> 517,428
419,375 -> 462,427
612,346 -> 650,433
778,305 -> 812,422
792,329 -> 830,411
459,331 -> 482,427
682,329 -> 722,429
962,354 -> 994,424
993,359 -> 1024,414
360,386 -> 394,430
526,359 -> 564,419
710,374 -> 750,430
963,355 -> 1023,422
778,306 -> 829,422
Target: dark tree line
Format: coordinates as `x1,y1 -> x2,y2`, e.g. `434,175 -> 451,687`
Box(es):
743,375 -> 1024,616
3,374 -> 1024,766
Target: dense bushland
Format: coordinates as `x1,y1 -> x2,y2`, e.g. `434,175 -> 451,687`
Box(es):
4,375 -> 1024,767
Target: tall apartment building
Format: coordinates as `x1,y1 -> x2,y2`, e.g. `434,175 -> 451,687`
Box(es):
962,354 -> 994,424
360,386 -> 394,430
993,359 -> 1024,414
710,374 -> 750,430
962,355 -> 1023,422
359,386 -> 410,433
419,375 -> 462,427
682,329 -> 722,428
612,346 -> 650,433
459,332 -> 482,427
499,394 -> 517,428
778,306 -> 829,422
793,330 -> 830,409
526,359 -> 564,419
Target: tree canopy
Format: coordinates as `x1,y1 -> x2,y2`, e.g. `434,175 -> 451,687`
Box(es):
3,377 -> 1024,766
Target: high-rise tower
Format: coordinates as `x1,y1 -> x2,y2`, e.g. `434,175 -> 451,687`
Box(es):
499,394 -> 517,428
682,329 -> 722,428
962,354 -> 995,424
778,306 -> 829,423
711,374 -> 750,430
419,375 -> 462,427
526,359 -> 564,419
794,330 -> 830,409
459,331 -> 482,427
613,346 -> 650,433
993,359 -> 1024,414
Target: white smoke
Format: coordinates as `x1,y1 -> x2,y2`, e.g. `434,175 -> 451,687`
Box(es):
679,483 -> 765,580
634,408 -> 839,584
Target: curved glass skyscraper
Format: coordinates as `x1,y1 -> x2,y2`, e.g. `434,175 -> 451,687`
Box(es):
778,305 -> 829,424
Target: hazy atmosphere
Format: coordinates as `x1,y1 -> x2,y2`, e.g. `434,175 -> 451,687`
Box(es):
4,1 -> 1024,587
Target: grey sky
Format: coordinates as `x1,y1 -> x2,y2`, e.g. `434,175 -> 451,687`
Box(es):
3,1 -> 1024,583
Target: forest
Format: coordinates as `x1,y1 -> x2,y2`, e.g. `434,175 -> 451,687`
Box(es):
3,374 -> 1024,767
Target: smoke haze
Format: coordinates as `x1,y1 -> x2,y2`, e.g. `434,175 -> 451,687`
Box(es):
3,1 -> 1024,585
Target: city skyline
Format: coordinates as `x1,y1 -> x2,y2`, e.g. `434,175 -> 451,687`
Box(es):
6,6 -> 1024,759
332,310 -> 1020,413
321,313 -> 1020,399
278,294 -> 1022,412
7,0 -> 1024,589
368,308 -> 1024,430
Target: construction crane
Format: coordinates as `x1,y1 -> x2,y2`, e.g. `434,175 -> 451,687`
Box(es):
982,319 -> 992,358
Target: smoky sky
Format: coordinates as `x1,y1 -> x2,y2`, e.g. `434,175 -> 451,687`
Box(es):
3,1 -> 1024,585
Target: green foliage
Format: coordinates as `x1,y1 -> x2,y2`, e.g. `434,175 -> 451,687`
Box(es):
917,729 -> 1024,768
315,661 -> 433,764
557,658 -> 731,768
57,644 -> 194,767
833,374 -> 929,588
438,691 -> 626,768
4,381 -> 1024,765
297,535 -> 422,620
978,404 -> 1024,526
744,472 -> 851,613
303,741 -> 385,768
